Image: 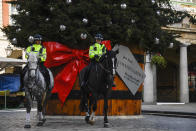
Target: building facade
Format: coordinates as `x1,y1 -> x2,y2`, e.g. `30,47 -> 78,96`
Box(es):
143,0 -> 196,103
0,0 -> 24,74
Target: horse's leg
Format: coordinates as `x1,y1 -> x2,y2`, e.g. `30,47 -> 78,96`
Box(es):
79,86 -> 90,123
85,94 -> 94,123
103,93 -> 110,128
24,89 -> 32,128
82,91 -> 90,123
36,96 -> 44,126
42,90 -> 51,124
89,94 -> 97,125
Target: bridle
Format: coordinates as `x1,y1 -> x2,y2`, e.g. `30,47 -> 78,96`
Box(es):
98,54 -> 116,75
27,58 -> 39,87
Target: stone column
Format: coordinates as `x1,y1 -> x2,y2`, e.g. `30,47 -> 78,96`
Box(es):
179,43 -> 189,103
143,53 -> 157,104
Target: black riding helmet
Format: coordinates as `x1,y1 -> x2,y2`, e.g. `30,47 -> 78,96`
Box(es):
34,34 -> 42,41
95,33 -> 103,40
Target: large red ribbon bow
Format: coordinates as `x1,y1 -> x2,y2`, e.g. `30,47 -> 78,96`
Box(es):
43,42 -> 89,104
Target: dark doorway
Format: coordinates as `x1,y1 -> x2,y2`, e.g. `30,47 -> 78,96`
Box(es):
157,62 -> 178,102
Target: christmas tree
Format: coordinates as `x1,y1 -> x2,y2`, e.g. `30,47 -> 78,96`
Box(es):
2,0 -> 195,53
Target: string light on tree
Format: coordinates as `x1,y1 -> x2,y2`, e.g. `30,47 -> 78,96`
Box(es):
152,0 -> 155,4
28,36 -> 34,43
66,0 -> 72,4
12,38 -> 17,45
169,43 -> 174,48
80,33 -> 87,39
109,21 -> 113,25
156,11 -> 160,15
155,37 -> 160,44
16,28 -> 21,33
45,18 -> 50,22
82,18 -> 88,24
21,9 -> 25,13
60,25 -> 66,31
50,7 -> 54,11
16,5 -> 20,10
25,11 -> 30,16
131,19 -> 135,23
121,3 -> 127,9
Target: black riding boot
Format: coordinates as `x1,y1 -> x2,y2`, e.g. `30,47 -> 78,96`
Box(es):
39,62 -> 50,89
107,74 -> 116,88
81,66 -> 90,88
81,61 -> 94,88
20,65 -> 28,90
112,76 -> 116,87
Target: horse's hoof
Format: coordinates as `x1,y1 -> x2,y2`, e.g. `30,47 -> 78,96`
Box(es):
37,121 -> 44,126
88,120 -> 95,125
85,116 -> 90,123
24,124 -> 31,128
104,122 -> 110,128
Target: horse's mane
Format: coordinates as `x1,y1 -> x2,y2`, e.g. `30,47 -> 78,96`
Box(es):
28,52 -> 38,62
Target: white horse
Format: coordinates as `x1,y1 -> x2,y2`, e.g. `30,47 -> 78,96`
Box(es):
23,52 -> 54,128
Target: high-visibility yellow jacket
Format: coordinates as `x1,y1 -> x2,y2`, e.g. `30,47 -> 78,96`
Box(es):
89,43 -> 106,61
25,44 -> 46,62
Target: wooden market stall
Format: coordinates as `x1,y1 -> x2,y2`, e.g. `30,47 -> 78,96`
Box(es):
46,44 -> 144,116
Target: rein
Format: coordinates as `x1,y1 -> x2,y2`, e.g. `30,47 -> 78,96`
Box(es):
98,63 -> 112,74
27,66 -> 39,86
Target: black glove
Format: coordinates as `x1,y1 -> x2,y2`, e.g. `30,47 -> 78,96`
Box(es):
94,54 -> 99,59
37,58 -> 42,64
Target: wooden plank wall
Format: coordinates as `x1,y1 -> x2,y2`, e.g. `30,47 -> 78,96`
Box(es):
46,46 -> 144,116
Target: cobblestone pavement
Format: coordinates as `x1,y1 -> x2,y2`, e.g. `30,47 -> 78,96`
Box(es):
0,109 -> 196,131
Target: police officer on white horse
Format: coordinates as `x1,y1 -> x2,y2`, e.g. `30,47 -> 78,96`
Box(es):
21,34 -> 50,89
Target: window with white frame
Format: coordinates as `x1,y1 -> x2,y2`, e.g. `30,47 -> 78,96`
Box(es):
9,4 -> 18,25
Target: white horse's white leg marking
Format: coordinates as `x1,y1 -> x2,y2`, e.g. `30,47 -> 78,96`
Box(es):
38,112 -> 43,120
25,113 -> 30,124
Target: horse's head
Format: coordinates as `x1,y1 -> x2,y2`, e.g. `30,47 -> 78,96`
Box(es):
100,49 -> 119,76
26,52 -> 39,78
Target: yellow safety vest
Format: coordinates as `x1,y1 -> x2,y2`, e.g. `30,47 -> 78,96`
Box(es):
89,43 -> 106,61
25,44 -> 46,62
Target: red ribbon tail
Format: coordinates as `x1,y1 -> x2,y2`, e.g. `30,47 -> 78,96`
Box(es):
51,62 -> 78,104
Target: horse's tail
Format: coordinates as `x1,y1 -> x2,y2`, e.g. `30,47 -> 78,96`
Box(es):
42,69 -> 54,107
47,69 -> 54,90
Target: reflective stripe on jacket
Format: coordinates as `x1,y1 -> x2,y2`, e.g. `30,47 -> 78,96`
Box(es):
25,44 -> 46,62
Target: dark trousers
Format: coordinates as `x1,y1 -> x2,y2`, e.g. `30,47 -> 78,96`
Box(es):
81,60 -> 97,87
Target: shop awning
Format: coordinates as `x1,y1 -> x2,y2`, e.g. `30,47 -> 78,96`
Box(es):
0,57 -> 27,70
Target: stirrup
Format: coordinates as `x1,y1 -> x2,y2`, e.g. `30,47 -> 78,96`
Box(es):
112,82 -> 116,87
81,81 -> 86,87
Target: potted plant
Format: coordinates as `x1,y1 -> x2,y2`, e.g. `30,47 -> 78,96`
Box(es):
151,53 -> 167,68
